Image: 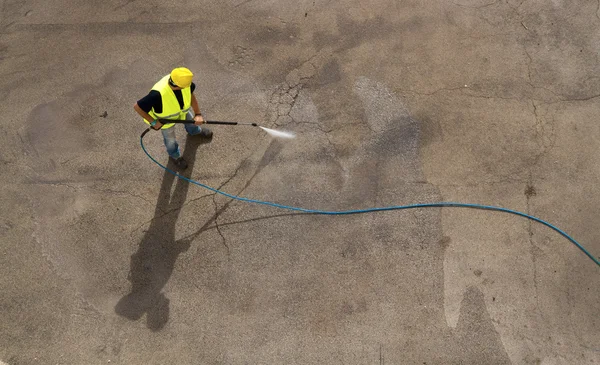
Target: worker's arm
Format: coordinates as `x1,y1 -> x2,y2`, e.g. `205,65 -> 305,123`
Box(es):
191,94 -> 205,125
134,103 -> 162,130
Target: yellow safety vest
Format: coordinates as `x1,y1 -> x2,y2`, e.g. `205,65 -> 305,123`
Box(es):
144,75 -> 192,129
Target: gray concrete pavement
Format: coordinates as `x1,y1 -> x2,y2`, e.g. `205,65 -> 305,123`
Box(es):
1,0 -> 598,364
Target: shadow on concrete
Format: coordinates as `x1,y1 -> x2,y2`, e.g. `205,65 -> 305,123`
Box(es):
115,133 -> 210,331
171,139 -> 290,246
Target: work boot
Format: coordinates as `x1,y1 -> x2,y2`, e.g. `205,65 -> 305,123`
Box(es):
172,157 -> 188,169
195,127 -> 213,139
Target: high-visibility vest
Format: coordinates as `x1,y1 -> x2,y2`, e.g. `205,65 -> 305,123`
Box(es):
144,75 -> 192,129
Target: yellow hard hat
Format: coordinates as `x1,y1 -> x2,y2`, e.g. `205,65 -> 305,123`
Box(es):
170,67 -> 194,88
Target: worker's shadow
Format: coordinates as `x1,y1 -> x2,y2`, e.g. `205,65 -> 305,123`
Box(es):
115,133 -> 210,331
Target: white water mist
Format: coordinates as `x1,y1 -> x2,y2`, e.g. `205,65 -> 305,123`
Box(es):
259,126 -> 296,139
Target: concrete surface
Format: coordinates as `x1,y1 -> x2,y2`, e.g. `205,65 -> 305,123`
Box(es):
0,0 -> 598,364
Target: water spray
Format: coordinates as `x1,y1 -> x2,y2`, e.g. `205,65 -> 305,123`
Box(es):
157,119 -> 296,139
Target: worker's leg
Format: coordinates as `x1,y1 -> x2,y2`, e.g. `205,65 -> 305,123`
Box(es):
161,127 -> 180,159
184,110 -> 212,138
184,122 -> 202,135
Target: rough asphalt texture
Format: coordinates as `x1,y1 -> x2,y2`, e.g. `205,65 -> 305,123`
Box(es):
1,0 -> 599,364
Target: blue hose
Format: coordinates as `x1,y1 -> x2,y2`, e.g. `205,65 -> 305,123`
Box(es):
140,130 -> 599,268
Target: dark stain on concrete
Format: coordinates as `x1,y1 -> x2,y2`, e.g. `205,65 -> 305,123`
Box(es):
312,30 -> 336,50
416,109 -> 445,149
525,184 -> 537,198
25,101 -> 97,174
371,117 -> 419,157
316,59 -> 342,86
373,221 -> 405,248
311,13 -> 424,52
453,286 -> 512,364
439,236 -> 452,248
338,14 -> 424,50
340,240 -> 358,258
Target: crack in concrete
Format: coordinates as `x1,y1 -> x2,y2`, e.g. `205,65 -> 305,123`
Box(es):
165,193 -> 214,214
522,48 -> 600,104
326,134 -> 349,181
503,0 -> 529,21
30,181 -> 79,191
169,153 -> 263,252
401,86 -> 542,104
515,0 -> 528,9
178,211 -> 304,243
435,177 -> 534,187
555,94 -> 600,103
397,86 -> 533,102
531,101 -> 542,156
270,83 -> 303,125
397,81 -> 598,106
397,47 -> 600,106
524,174 -> 549,350
395,86 -> 466,97
176,135 -> 293,248
268,52 -> 330,127
530,100 -> 556,166
16,129 -> 40,158
16,129 -> 28,153
205,159 -> 252,253
211,196 -> 230,254
524,48 -> 534,85
234,0 -> 256,8
450,0 -> 500,9
113,0 -> 136,11
295,120 -> 333,133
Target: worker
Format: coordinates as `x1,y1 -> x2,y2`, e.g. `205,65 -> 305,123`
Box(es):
134,67 -> 212,169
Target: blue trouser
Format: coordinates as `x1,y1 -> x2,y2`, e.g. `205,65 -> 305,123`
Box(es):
160,111 -> 204,159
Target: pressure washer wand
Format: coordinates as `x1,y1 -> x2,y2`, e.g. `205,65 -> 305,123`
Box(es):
155,119 -> 296,139
158,119 -> 258,127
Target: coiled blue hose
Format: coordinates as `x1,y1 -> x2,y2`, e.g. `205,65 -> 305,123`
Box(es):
140,130 -> 599,268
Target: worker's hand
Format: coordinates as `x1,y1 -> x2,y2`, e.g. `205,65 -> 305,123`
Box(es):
151,121 -> 163,130
194,114 -> 205,125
